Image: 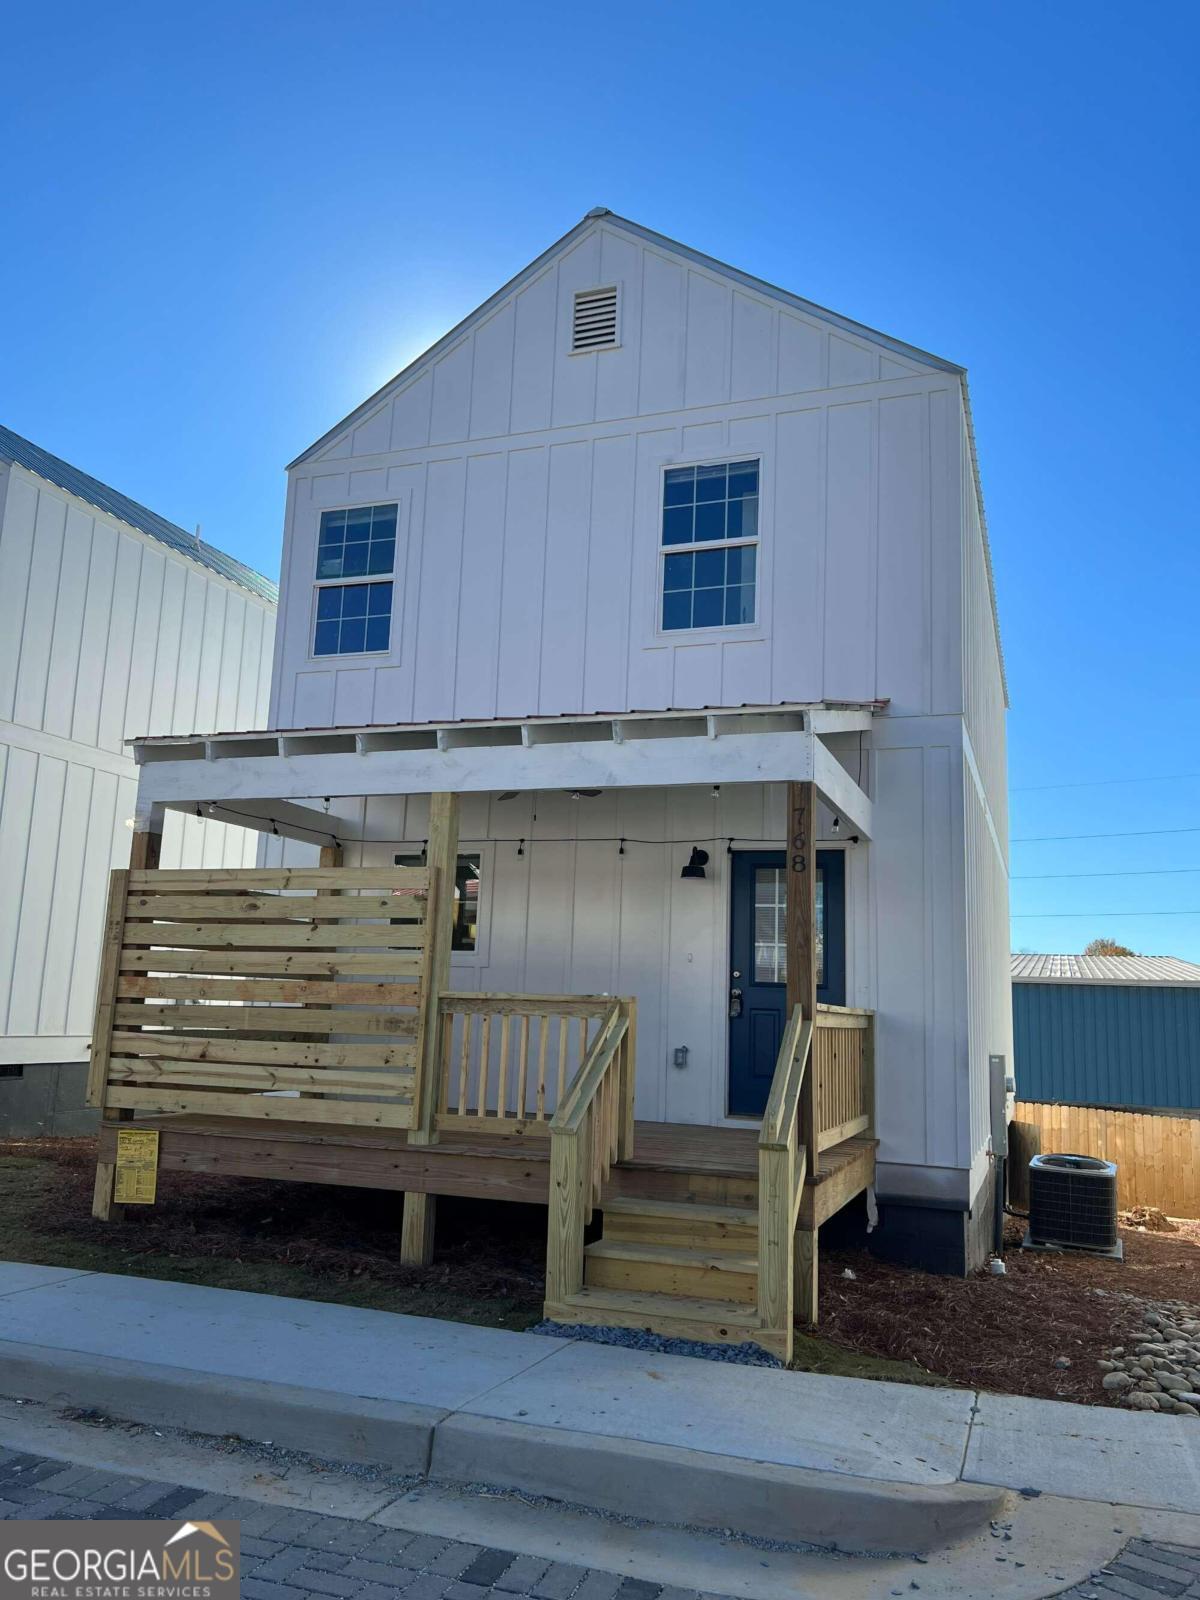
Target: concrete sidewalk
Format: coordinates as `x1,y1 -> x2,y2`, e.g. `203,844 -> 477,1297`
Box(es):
3,1264 -> 1200,1552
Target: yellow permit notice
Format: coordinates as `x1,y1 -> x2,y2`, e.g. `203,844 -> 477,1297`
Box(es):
113,1127 -> 159,1204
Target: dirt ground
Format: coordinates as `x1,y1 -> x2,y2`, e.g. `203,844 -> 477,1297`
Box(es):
3,1135 -> 1196,1406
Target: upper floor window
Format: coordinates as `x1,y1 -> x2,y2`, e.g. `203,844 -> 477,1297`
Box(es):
661,460 -> 758,631
313,503 -> 397,656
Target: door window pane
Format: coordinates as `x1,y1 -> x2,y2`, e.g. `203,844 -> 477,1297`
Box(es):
753,868 -> 786,983
751,865 -> 826,986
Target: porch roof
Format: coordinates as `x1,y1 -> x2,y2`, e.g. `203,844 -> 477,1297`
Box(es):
129,702 -> 879,845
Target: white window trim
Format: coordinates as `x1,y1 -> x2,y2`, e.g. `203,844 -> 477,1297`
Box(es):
653,454 -> 766,644
308,499 -> 402,662
568,282 -> 622,356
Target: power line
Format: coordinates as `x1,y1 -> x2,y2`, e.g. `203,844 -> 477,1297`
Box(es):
1012,824 -> 1200,843
1010,909 -> 1200,918
1013,772 -> 1200,794
1012,866 -> 1200,881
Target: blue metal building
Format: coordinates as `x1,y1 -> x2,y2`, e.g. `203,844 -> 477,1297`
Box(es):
1012,955 -> 1200,1113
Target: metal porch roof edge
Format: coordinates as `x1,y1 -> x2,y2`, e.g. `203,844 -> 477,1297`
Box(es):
0,424 -> 278,604
1011,954 -> 1200,987
127,698 -> 886,752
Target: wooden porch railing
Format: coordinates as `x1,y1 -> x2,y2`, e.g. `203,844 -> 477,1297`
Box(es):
814,1004 -> 875,1150
756,1005 -> 813,1339
543,999 -> 637,1303
435,994 -> 625,1134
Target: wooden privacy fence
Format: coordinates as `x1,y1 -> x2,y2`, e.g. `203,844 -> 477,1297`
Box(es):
436,994 -> 624,1133
1015,1100 -> 1200,1218
814,1005 -> 875,1151
544,1001 -> 637,1304
87,865 -> 435,1130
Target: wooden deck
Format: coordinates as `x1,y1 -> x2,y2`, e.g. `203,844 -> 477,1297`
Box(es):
96,1113 -> 875,1222
86,849 -> 877,1359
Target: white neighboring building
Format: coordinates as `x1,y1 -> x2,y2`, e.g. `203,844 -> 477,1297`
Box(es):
0,425 -> 277,1128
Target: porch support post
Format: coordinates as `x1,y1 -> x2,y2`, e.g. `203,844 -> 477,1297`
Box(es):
98,802 -> 165,1218
786,780 -> 819,1324
402,792 -> 459,1267
129,801 -> 165,870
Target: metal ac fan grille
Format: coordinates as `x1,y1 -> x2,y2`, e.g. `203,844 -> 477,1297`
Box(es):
1028,1153 -> 1119,1251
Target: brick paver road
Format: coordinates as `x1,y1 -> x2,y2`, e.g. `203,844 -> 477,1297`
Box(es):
0,1449 -> 712,1600
3,1447 -> 1200,1598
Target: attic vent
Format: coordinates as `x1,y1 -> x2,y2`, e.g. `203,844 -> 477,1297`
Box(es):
572,286 -> 619,352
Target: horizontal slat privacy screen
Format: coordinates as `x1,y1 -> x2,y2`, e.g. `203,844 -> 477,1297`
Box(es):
87,867 -> 432,1128
572,286 -> 618,351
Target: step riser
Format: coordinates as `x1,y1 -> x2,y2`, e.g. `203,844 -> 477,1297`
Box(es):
545,1299 -> 778,1355
585,1256 -> 758,1305
604,1170 -> 759,1208
602,1217 -> 757,1253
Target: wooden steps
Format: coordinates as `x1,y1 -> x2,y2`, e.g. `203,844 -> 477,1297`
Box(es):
545,1286 -> 767,1349
549,1195 -> 775,1347
599,1196 -> 758,1252
583,1239 -> 759,1304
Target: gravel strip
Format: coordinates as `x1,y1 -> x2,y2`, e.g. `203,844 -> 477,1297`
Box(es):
531,1322 -> 782,1366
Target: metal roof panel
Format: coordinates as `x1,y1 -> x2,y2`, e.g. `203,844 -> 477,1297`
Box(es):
1011,954 -> 1200,986
0,424 -> 277,603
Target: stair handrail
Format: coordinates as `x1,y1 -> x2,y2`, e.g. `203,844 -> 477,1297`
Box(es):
544,999 -> 634,1310
756,1005 -> 814,1346
760,1006 -> 813,1152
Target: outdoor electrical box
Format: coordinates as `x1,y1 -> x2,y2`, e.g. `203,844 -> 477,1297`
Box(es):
989,1053 -> 1013,1153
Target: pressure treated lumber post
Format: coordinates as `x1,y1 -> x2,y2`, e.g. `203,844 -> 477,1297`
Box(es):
92,823 -> 159,1220
757,1141 -> 794,1355
129,803 -> 165,871
402,792 -> 459,1266
545,1128 -> 586,1305
617,997 -> 637,1162
786,780 -> 819,1324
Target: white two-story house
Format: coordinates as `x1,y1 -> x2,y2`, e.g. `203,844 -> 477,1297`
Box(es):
90,210 -> 1011,1356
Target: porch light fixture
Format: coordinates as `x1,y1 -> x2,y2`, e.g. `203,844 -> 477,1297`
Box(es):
831,816 -> 841,835
680,847 -> 709,881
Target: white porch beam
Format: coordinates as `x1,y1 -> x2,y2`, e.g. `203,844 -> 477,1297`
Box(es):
808,707 -> 875,736
135,729 -> 818,810
165,796 -> 342,848
812,741 -> 874,840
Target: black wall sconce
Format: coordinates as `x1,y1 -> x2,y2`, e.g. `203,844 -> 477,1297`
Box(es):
680,847 -> 709,880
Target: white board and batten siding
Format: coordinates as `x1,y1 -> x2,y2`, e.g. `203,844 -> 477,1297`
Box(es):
0,463 -> 276,1063
270,218 -> 966,731
264,784 -> 875,1129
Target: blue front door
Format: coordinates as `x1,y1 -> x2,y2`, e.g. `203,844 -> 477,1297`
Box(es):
727,850 -> 846,1117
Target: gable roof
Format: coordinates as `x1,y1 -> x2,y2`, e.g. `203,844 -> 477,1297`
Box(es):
291,208 -> 961,469
0,423 -> 278,603
287,209 -> 1005,705
1011,953 -> 1200,987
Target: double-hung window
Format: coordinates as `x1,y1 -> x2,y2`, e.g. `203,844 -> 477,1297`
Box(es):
661,460 -> 758,631
313,503 -> 397,656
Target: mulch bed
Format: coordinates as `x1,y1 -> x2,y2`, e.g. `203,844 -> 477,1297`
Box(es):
819,1213 -> 1200,1405
0,1136 -> 547,1316
5,1136 -> 1199,1406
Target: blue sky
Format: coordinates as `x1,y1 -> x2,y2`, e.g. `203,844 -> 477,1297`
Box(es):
1,1 -> 1196,956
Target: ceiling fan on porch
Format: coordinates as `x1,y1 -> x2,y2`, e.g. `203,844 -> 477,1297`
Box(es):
494,790 -> 602,800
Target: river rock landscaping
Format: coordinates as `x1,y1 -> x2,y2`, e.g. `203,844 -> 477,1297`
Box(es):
1099,1302 -> 1200,1413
